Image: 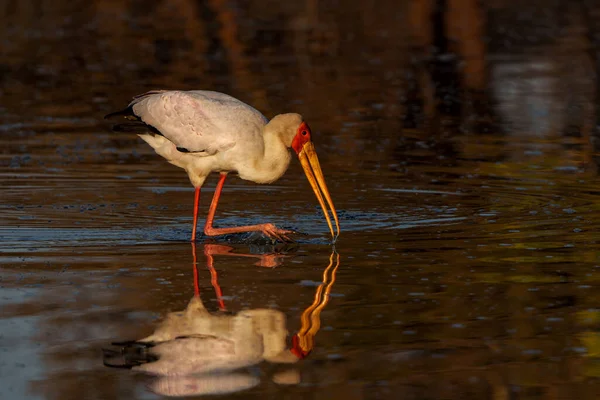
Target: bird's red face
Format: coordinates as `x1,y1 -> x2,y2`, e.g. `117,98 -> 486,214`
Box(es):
291,121 -> 312,154
291,122 -> 340,242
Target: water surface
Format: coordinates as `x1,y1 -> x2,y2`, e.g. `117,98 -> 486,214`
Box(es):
2,1 -> 600,399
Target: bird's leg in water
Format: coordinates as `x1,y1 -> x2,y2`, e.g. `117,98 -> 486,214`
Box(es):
203,172 -> 294,242
191,187 -> 201,242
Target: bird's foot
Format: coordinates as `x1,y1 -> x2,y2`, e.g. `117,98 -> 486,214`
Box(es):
260,223 -> 295,243
203,223 -> 296,243
255,253 -> 287,268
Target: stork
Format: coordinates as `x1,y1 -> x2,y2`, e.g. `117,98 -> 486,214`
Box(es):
105,90 -> 340,242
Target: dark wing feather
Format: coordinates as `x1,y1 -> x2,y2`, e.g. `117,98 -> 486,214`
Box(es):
112,121 -> 163,135
104,106 -> 137,120
105,101 -> 165,137
104,90 -> 169,120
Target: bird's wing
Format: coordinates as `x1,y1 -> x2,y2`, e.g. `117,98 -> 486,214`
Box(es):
130,90 -> 268,155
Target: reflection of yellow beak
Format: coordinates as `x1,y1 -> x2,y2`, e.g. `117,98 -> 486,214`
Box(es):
298,142 -> 340,242
293,250 -> 340,358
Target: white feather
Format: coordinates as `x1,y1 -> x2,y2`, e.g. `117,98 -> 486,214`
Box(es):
127,90 -> 301,188
131,90 -> 267,154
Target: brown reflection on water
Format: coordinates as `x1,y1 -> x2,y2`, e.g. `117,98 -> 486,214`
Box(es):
2,0 -> 600,399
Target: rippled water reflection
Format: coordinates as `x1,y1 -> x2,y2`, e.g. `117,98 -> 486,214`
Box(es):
3,1 -> 600,399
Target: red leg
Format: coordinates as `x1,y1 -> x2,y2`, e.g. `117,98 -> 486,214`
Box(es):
203,173 -> 294,241
191,187 -> 200,242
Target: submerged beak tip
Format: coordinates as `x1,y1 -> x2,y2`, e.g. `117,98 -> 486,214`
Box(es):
332,232 -> 339,244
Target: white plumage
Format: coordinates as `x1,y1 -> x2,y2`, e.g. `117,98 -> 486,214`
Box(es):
133,90 -> 265,154
131,90 -> 292,187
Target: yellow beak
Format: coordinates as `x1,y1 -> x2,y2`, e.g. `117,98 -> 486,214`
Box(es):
298,142 -> 340,242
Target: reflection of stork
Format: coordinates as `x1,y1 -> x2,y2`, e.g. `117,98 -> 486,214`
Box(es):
103,244 -> 340,397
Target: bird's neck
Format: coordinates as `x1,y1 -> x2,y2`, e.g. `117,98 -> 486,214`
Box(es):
238,127 -> 292,184
258,129 -> 292,183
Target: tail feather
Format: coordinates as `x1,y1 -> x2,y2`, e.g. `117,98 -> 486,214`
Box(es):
105,90 -> 169,136
112,121 -> 162,135
104,106 -> 137,120
105,104 -> 163,136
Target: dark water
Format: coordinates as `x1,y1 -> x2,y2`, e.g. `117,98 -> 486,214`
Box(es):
2,1 -> 600,399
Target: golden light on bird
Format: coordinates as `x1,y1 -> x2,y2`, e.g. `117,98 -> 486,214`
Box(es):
292,122 -> 340,242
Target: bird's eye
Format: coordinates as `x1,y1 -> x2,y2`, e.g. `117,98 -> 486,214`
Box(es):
302,130 -> 308,136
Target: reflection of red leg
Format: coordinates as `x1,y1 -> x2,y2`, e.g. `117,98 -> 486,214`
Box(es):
203,173 -> 292,241
194,243 -> 288,312
203,245 -> 226,311
191,187 -> 200,242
